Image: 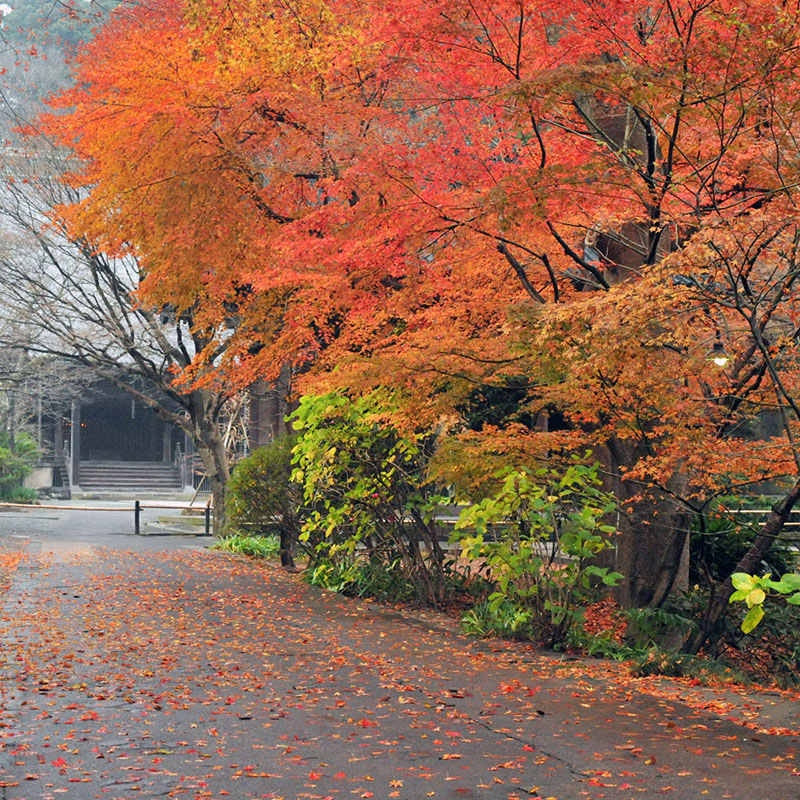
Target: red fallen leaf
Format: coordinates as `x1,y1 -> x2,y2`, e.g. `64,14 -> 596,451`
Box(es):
333,771 -> 346,779
355,719 -> 378,728
51,757 -> 67,768
25,774 -> 41,780
309,771 -> 323,780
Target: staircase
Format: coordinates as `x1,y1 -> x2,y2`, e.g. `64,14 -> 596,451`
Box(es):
78,461 -> 183,493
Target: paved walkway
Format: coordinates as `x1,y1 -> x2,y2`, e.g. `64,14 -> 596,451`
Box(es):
0,512 -> 798,800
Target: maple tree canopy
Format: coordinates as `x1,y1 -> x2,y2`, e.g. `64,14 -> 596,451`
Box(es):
40,0 -> 800,516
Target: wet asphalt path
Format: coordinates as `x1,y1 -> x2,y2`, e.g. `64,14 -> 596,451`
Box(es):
0,507 -> 798,800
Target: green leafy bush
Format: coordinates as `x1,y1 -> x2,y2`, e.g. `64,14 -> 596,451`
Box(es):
0,433 -> 39,501
622,604 -> 697,650
307,556 -> 416,602
4,486 -> 39,504
225,435 -> 304,567
291,391 -> 452,606
728,571 -> 800,633
460,599 -> 534,639
210,533 -> 281,559
454,458 -> 622,648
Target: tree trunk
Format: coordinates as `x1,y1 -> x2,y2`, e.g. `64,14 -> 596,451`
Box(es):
189,393 -> 230,537
613,490 -> 690,609
683,478 -> 800,655
279,528 -> 296,569
599,439 -> 691,609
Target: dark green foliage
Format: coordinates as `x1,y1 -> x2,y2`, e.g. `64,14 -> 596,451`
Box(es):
622,604 -> 697,650
0,433 -> 38,501
1,486 -> 38,504
690,496 -> 795,584
225,435 -> 304,567
210,533 -> 281,559
457,378 -> 532,431
307,556 -> 417,603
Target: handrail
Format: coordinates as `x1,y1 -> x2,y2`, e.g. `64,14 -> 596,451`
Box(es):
0,498 -> 214,536
0,501 -> 210,511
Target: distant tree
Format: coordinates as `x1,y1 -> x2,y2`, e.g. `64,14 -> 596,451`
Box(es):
0,139 -> 252,533
1,0 -> 122,50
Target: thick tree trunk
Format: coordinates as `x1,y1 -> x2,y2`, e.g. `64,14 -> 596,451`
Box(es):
683,478 -> 800,655
614,507 -> 689,608
599,440 -> 691,608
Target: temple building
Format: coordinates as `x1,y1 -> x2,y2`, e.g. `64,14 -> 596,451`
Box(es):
25,375 -> 290,496
26,380 -> 190,495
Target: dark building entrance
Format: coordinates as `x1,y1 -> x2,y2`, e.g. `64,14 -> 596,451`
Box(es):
80,398 -> 171,462
63,382 -> 189,491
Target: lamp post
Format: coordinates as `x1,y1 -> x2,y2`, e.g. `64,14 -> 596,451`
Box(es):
710,340 -> 730,368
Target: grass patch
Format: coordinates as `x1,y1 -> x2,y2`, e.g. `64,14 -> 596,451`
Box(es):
210,532 -> 281,559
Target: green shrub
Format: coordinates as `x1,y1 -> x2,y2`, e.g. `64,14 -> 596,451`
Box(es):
4,486 -> 39,504
460,599 -> 533,639
307,556 -> 416,602
691,495 -> 795,584
291,391 -> 452,606
622,603 -> 697,650
226,435 -> 304,567
0,433 -> 39,501
211,533 -> 281,559
454,458 -> 623,649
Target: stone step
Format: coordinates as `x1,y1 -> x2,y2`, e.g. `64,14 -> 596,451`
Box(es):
80,464 -> 179,468
80,472 -> 181,479
78,461 -> 182,490
80,470 -> 179,475
80,475 -> 181,486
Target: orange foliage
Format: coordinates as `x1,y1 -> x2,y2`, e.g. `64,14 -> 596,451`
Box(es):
38,0 -> 800,501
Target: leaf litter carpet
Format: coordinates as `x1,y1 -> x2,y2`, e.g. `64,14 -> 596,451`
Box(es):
0,540 -> 797,800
